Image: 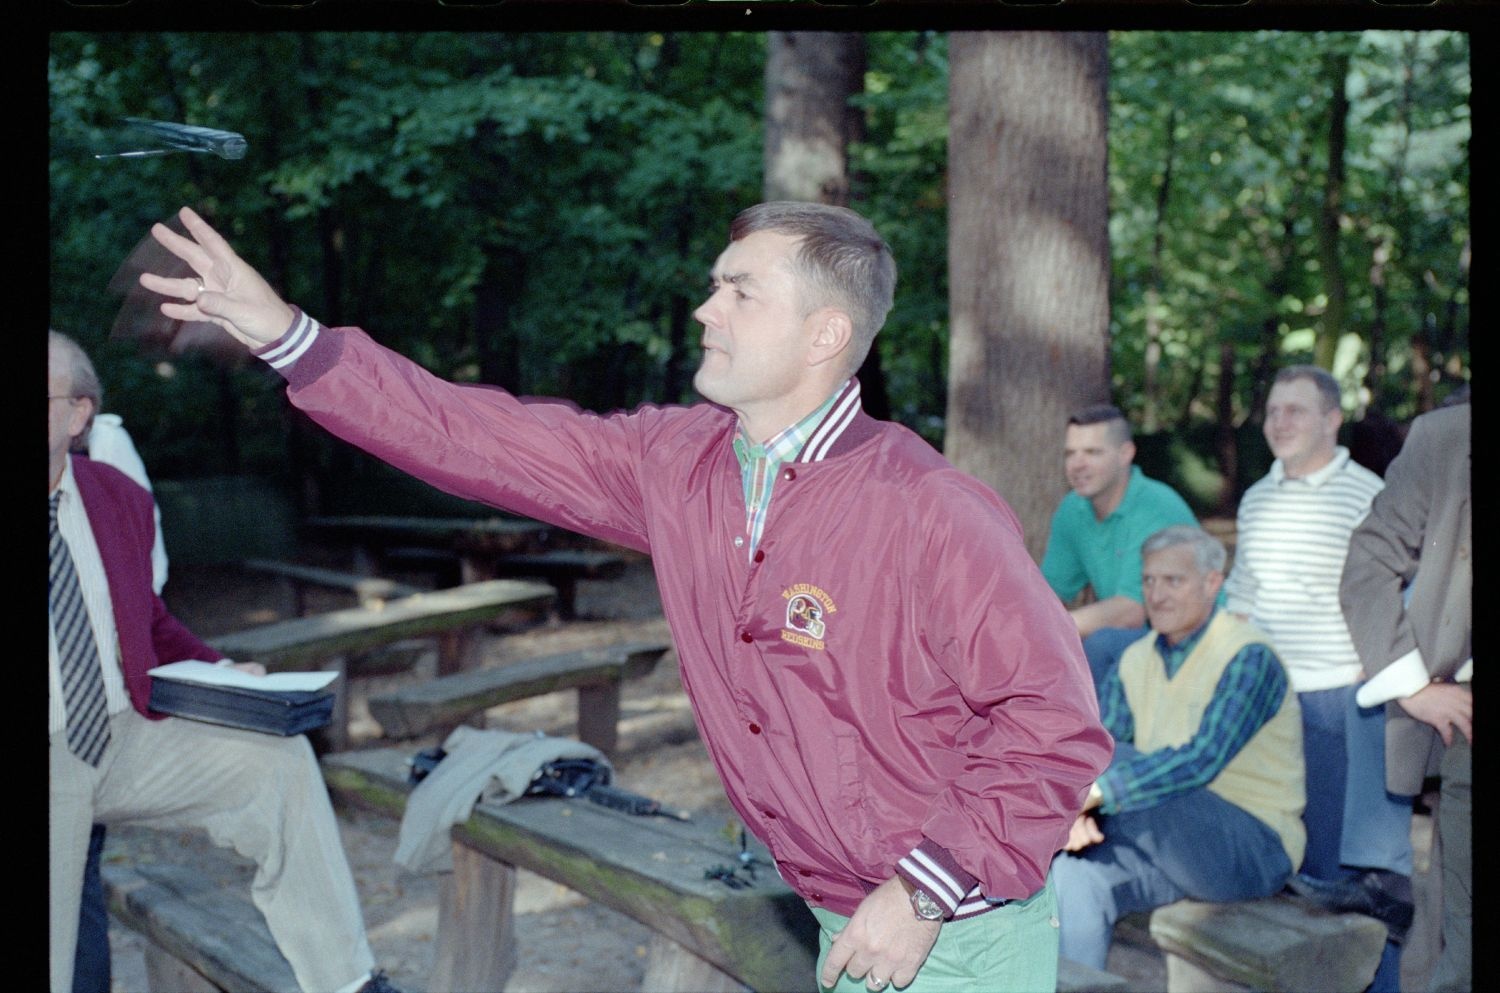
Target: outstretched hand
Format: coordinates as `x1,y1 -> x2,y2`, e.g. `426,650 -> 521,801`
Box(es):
138,206 -> 296,349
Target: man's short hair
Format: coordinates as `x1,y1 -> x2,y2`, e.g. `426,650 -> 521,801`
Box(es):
49,329 -> 102,452
730,201 -> 897,374
1273,365 -> 1342,414
1142,524 -> 1226,575
1066,404 -> 1131,446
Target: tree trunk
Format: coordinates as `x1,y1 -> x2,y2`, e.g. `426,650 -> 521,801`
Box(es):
474,245 -> 525,391
1213,341 -> 1238,514
1315,49 -> 1351,372
761,32 -> 890,419
763,32 -> 865,204
1143,103 -> 1178,434
946,32 -> 1112,562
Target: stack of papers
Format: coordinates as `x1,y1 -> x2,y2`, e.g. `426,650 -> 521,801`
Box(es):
148,661 -> 338,737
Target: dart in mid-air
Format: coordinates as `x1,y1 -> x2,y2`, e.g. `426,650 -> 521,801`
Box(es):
94,117 -> 248,161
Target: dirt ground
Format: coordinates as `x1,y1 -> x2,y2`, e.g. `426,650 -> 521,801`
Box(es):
105,554 -> 739,993
99,551 -> 1437,993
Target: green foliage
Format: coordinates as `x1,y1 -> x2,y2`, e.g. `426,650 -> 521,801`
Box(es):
50,30 -> 1468,512
1107,30 -> 1469,433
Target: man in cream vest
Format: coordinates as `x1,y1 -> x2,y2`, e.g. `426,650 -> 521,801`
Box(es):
1049,525 -> 1305,970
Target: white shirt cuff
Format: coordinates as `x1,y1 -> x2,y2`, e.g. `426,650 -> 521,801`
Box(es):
1356,650 -> 1429,707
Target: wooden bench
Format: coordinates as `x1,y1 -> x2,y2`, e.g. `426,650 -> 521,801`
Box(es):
487,549 -> 629,619
323,745 -> 814,992
322,747 -> 1128,993
367,640 -> 673,755
240,558 -> 424,616
379,546 -> 465,588
1149,895 -> 1387,992
208,579 -> 555,750
102,858 -> 298,993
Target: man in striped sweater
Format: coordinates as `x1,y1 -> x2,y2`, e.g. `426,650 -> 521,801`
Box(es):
1224,365 -> 1413,990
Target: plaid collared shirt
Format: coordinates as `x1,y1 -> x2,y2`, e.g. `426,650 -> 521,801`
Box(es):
731,379 -> 861,559
1094,607 -> 1288,813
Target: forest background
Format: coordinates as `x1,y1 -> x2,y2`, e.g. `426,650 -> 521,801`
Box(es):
48,30 -> 1471,562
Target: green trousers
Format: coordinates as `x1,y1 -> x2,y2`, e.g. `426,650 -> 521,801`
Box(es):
812,881 -> 1059,993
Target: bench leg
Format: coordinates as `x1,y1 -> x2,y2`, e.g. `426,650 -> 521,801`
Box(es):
1163,952 -> 1254,993
640,932 -> 751,993
436,629 -> 481,677
576,682 -> 622,756
555,578 -> 578,620
143,944 -> 222,993
430,841 -> 518,993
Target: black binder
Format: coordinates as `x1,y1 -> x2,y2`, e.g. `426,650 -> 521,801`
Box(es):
149,676 -> 334,737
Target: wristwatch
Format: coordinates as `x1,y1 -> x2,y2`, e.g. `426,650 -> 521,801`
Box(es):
909,885 -> 945,921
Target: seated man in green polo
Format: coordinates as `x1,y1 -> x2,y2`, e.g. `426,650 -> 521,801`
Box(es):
1041,404 -> 1198,687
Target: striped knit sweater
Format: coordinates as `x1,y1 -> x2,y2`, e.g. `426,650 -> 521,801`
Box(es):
1223,448 -> 1383,692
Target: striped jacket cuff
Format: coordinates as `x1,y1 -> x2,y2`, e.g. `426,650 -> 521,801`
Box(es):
253,307 -> 327,381
896,839 -> 980,919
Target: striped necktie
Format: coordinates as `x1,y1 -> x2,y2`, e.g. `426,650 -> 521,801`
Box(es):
49,492 -> 111,766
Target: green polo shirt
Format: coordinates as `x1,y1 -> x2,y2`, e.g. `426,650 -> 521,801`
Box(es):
1041,466 -> 1197,604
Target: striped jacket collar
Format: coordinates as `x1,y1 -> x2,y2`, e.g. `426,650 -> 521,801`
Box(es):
780,378 -> 881,463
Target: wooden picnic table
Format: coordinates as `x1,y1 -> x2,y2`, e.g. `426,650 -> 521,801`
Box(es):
303,514 -> 554,583
208,579 -> 555,750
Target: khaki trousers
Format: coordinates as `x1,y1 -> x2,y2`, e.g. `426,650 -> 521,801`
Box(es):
50,708 -> 374,993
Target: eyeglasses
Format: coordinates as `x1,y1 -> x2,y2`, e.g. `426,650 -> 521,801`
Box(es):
48,395 -> 81,404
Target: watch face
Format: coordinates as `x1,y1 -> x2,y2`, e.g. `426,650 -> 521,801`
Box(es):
912,888 -> 943,920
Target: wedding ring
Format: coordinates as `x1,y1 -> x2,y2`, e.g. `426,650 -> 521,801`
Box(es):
195,277 -> 206,296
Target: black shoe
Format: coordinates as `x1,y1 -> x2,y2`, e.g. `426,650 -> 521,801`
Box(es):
1284,870 -> 1414,944
356,970 -> 405,993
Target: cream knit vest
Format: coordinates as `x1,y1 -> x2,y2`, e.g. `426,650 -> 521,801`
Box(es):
1119,612 -> 1306,868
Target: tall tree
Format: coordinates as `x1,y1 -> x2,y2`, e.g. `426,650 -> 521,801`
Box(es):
762,32 -> 890,420
945,32 -> 1112,560
763,32 -> 865,204
1314,44 -> 1354,371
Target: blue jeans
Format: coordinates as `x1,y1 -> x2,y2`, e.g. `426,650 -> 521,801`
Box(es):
1298,685 -> 1414,993
1048,743 -> 1292,970
1297,685 -> 1414,879
1082,624 -> 1150,690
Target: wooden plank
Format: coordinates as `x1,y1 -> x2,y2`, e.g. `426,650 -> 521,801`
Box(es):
1150,896 -> 1386,993
430,842 -> 518,993
322,746 -> 819,993
207,579 -> 555,669
491,550 -> 629,581
1058,957 -> 1134,993
640,932 -> 750,993
240,559 -> 422,602
453,798 -> 818,993
103,861 -> 299,993
366,642 -> 669,740
307,515 -> 551,555
489,550 -> 628,618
